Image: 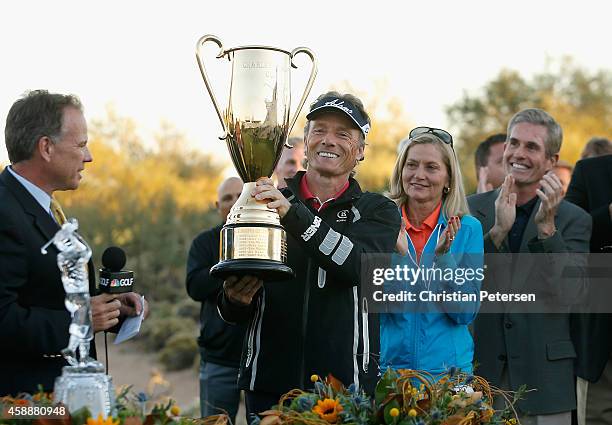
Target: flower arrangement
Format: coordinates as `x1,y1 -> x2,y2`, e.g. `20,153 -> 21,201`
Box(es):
0,386 -> 225,425
371,368 -> 524,425
0,370 -> 524,425
255,369 -> 524,425
254,374 -> 373,425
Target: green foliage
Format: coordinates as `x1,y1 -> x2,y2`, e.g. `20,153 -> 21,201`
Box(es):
446,58 -> 612,192
174,299 -> 200,322
375,368 -> 397,405
70,406 -> 93,425
140,315 -> 196,351
158,332 -> 198,371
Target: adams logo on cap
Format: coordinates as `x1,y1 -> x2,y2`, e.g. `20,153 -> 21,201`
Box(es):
324,99 -> 353,114
306,96 -> 371,137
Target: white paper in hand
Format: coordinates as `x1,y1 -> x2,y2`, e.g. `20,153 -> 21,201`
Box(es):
114,295 -> 145,344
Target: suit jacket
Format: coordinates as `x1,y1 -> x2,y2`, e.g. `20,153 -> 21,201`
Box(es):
565,154 -> 612,382
0,167 -> 97,395
468,189 -> 591,415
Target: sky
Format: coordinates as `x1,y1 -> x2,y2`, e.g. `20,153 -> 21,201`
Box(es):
1,0 -> 612,167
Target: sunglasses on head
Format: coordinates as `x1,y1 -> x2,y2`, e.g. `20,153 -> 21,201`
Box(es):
409,126 -> 454,148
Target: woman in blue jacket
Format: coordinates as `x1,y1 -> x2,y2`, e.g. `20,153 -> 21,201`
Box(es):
380,127 -> 484,376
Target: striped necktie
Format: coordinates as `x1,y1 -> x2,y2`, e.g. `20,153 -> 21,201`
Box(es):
50,197 -> 67,225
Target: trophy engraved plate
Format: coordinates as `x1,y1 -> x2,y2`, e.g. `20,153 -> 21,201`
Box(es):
224,227 -> 284,260
196,34 -> 317,281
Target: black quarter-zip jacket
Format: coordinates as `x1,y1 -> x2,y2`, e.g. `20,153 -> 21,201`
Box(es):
219,171 -> 400,395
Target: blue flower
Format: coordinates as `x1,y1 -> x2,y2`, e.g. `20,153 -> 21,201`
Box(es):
136,392 -> 148,402
314,381 -> 326,396
296,396 -> 315,412
431,409 -> 441,420
347,383 -> 357,394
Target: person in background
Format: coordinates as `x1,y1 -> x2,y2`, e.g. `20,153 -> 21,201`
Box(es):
273,137 -> 306,189
553,159 -> 574,197
186,176 -> 246,421
468,108 -> 591,424
566,154 -> 612,425
474,133 -> 506,194
580,137 -> 612,160
381,127 -> 483,376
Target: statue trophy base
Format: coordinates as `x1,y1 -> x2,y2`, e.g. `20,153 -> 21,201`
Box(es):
54,363 -> 115,418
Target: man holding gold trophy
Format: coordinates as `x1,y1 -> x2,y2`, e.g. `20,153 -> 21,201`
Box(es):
196,33 -> 399,418
221,90 -> 400,416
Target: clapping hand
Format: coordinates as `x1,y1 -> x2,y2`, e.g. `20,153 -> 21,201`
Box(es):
534,171 -> 563,239
490,175 -> 517,248
435,216 -> 461,256
396,216 -> 408,255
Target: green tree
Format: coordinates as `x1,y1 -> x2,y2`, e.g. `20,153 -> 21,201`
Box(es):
446,58 -> 612,192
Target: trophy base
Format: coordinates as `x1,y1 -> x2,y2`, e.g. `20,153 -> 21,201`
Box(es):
54,367 -> 115,418
214,221 -> 293,282
210,259 -> 294,281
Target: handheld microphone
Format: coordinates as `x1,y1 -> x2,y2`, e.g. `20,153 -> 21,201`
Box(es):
99,247 -> 134,293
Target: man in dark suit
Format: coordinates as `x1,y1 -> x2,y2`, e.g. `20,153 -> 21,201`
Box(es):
468,108 -> 591,424
0,90 -> 147,396
186,176 -> 247,421
565,154 -> 612,425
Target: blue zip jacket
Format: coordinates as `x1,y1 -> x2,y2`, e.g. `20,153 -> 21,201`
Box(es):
380,209 -> 484,375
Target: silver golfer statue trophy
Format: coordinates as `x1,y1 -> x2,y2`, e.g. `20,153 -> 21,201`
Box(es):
41,218 -> 114,417
196,34 -> 317,281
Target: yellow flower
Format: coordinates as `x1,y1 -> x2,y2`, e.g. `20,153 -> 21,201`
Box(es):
311,374 -> 320,383
389,408 -> 400,417
170,405 -> 181,416
86,414 -> 119,425
408,409 -> 417,417
312,398 -> 343,423
504,419 -> 517,425
481,409 -> 494,422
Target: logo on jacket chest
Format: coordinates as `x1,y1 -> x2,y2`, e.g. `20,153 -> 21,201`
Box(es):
336,209 -> 349,222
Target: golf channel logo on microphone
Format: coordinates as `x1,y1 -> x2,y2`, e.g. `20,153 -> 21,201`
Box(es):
99,272 -> 134,293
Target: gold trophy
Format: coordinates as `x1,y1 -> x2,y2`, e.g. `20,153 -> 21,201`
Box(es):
196,34 -> 317,280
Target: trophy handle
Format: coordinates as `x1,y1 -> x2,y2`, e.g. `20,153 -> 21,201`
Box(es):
286,47 -> 318,148
196,34 -> 229,140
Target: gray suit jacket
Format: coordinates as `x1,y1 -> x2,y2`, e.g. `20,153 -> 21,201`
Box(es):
468,189 -> 591,415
